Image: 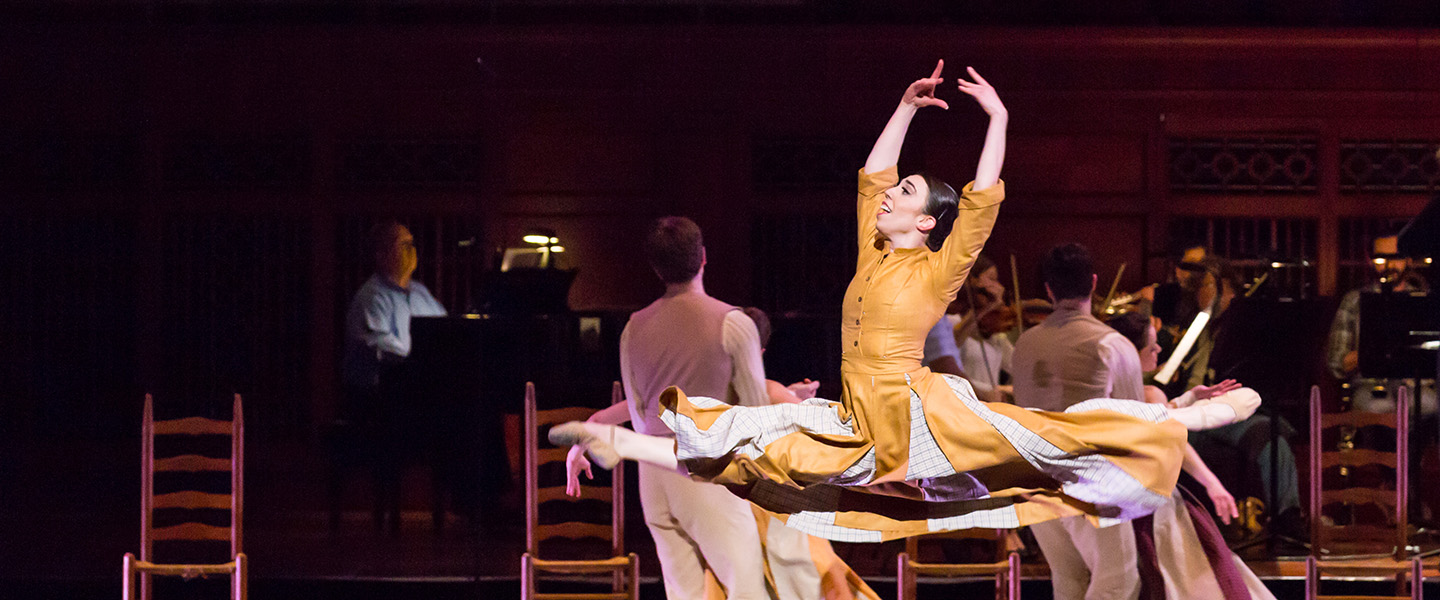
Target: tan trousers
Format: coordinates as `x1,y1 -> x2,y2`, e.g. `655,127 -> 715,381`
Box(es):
639,463 -> 775,599
1030,516 -> 1140,600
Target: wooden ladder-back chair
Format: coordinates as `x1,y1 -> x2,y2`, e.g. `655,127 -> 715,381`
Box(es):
897,530 -> 1021,600
1306,384 -> 1423,600
521,381 -> 640,600
123,393 -> 246,600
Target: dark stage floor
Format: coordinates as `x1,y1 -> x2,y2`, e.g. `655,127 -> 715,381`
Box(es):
5,438 -> 1440,599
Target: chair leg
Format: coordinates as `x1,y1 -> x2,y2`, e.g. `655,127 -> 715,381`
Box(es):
629,554 -> 641,600
1411,557 -> 1423,600
122,553 -> 136,600
896,552 -> 914,600
233,553 -> 248,600
1305,556 -> 1318,600
1008,551 -> 1021,600
521,553 -> 533,600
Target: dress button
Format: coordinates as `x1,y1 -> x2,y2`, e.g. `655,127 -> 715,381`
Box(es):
858,297 -> 863,302
855,319 -> 860,325
854,341 -> 859,347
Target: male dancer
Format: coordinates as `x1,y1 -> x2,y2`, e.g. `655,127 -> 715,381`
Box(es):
565,217 -> 819,599
1011,244 -> 1145,600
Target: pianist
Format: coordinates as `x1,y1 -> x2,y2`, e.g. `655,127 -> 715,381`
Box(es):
339,220 -> 448,533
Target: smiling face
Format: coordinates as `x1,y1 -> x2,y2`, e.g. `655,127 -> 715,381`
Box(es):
876,174 -> 936,240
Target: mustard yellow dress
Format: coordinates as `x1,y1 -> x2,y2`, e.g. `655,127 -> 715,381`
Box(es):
660,167 -> 1188,542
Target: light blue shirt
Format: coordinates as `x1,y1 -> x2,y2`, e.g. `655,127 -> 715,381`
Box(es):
922,315 -> 961,368
342,274 -> 447,387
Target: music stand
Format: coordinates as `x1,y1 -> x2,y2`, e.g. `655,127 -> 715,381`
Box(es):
1208,294 -> 1330,556
1358,292 -> 1440,557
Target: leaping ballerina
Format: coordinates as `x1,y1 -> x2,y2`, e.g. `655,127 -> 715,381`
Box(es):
551,61 -> 1259,542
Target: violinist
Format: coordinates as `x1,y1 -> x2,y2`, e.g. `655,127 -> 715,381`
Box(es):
954,254 -> 1016,400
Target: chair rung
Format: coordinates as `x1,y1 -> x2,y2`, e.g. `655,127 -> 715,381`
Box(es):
530,556 -> 634,572
535,407 -> 599,427
536,522 -> 614,542
154,491 -> 232,510
154,454 -> 231,472
1322,449 -> 1397,469
538,448 -> 572,465
132,561 -> 236,576
1314,597 -> 1413,600
1320,412 -> 1399,429
907,560 -> 1012,577
150,522 -> 233,541
1320,488 -> 1398,506
539,486 -> 611,503
529,594 -> 631,600
153,417 -> 233,436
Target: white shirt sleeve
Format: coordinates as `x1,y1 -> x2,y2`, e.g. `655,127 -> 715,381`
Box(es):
722,310 -> 771,407
1098,331 -> 1146,402
618,323 -> 641,421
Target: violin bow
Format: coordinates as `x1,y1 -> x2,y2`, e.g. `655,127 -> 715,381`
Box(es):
1010,254 -> 1025,336
1099,262 -> 1127,315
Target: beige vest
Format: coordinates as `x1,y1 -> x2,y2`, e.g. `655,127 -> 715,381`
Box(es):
624,291 -> 737,436
1011,305 -> 1120,412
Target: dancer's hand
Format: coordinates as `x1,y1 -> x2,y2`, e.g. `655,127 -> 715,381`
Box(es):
957,66 -> 1006,118
900,60 -> 949,110
1192,379 -> 1241,400
787,379 -> 820,400
565,446 -> 592,497
1206,482 -> 1240,525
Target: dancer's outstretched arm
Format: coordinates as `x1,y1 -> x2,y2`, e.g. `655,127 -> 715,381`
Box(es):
1183,444 -> 1240,524
863,60 -> 947,174
957,66 -> 1007,191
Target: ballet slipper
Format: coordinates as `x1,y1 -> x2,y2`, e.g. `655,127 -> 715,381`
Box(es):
547,422 -> 621,470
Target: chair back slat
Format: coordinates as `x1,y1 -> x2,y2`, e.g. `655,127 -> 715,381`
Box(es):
154,455 -> 232,472
1321,449 -> 1398,469
1320,488 -> 1399,508
153,417 -> 234,436
536,406 -> 602,427
150,523 -> 234,542
1320,411 -> 1401,429
535,522 -> 615,543
153,491 -> 233,510
537,448 -> 572,466
1317,524 -> 1408,545
538,486 -> 609,503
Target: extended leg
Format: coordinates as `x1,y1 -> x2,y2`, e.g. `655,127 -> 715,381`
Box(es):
549,422 -> 679,471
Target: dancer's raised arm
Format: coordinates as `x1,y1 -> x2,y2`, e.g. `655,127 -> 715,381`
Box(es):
957,66 -> 1007,191
863,60 -> 947,174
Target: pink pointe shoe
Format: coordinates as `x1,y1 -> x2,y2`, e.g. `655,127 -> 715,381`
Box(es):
547,422 -> 621,470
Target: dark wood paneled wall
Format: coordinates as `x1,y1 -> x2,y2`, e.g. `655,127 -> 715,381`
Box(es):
2,24 -> 1438,437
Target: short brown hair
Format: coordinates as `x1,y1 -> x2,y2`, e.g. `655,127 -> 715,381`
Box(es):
645,217 -> 704,284
741,307 -> 772,350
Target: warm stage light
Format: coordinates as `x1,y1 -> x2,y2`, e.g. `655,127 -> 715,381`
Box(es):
523,234 -> 552,245
549,246 -> 565,253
